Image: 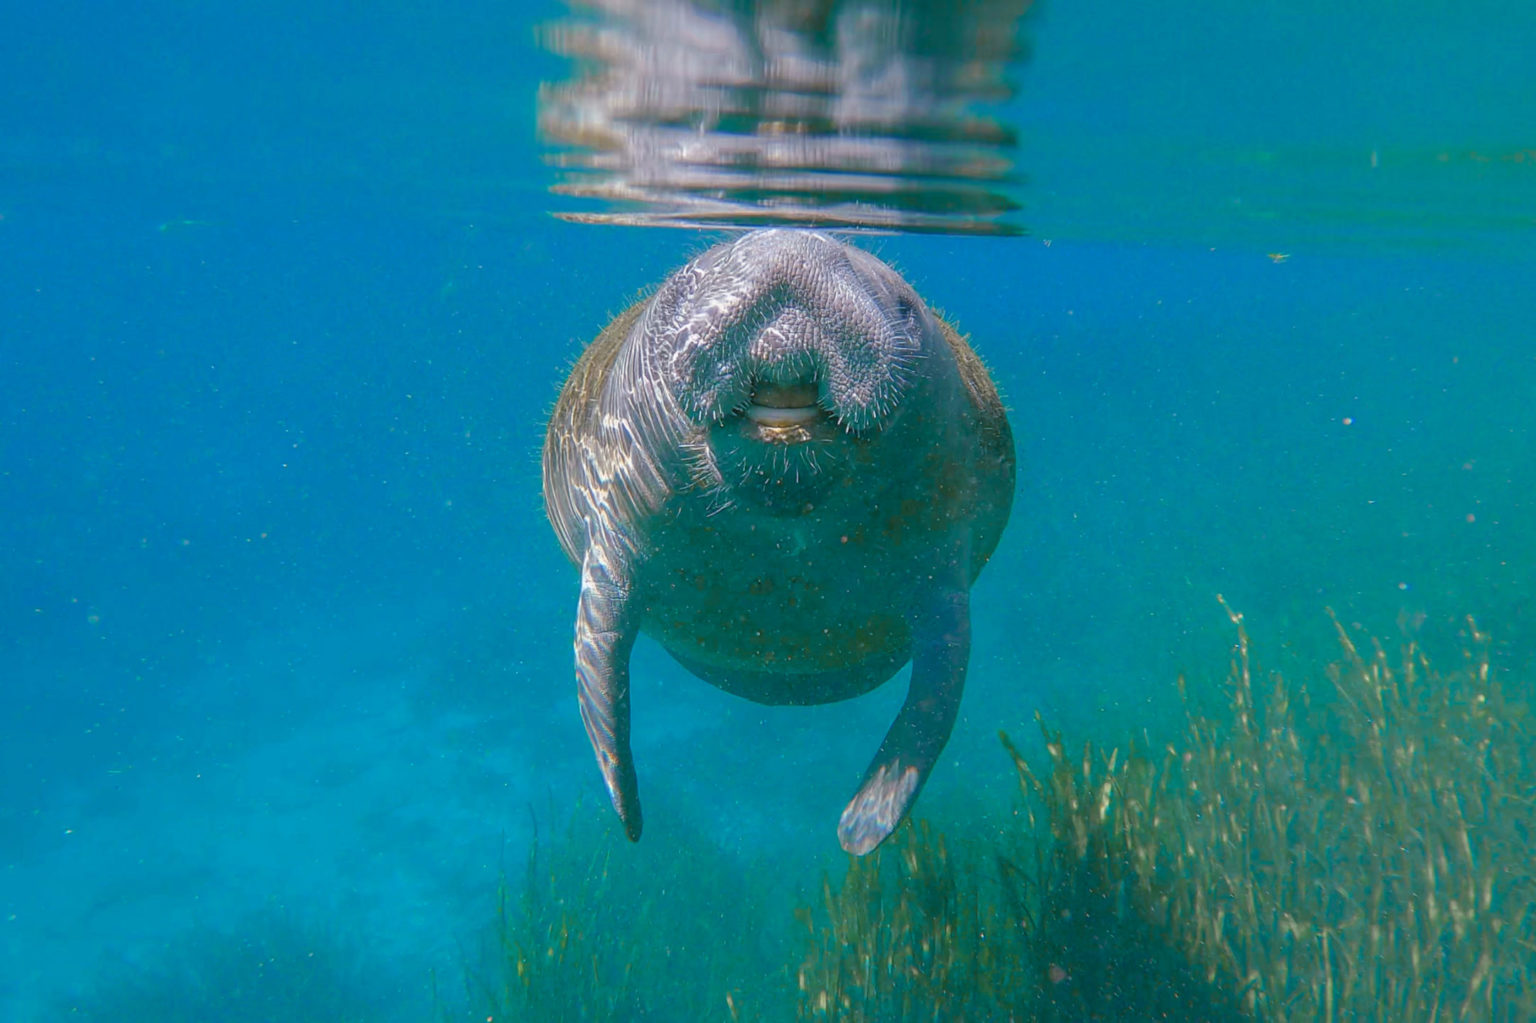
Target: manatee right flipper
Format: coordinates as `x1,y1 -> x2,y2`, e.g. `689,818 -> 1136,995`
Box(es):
837,584 -> 971,855
574,541 -> 643,840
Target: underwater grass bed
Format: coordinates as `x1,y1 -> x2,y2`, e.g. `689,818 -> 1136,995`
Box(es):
462,604 -> 1535,1022
448,808 -> 797,1021
991,601 -> 1536,1022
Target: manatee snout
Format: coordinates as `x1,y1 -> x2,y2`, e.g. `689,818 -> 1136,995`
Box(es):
652,229 -> 925,435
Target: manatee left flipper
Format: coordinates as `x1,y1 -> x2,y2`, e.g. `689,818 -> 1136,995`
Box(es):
837,583 -> 971,855
574,541 -> 643,841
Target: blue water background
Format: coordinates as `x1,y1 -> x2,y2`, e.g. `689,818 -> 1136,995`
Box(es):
3,1 -> 1533,1017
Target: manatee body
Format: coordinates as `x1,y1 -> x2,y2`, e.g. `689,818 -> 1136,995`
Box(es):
542,229 -> 1014,854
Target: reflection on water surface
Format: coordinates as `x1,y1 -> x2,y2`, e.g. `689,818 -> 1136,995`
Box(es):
538,0 -> 1034,235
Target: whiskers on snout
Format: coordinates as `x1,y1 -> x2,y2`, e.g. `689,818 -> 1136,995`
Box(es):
679,370 -> 854,515
726,427 -> 840,514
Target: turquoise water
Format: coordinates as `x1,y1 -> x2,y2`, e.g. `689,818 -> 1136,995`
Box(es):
2,1 -> 1532,1019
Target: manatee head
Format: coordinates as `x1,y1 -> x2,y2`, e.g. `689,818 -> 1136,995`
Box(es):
639,230 -> 936,511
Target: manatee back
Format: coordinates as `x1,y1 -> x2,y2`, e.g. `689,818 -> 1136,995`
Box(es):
936,318 -> 1015,579
542,298 -> 653,566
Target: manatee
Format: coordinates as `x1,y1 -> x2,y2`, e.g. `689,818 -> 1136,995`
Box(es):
542,229 -> 1015,854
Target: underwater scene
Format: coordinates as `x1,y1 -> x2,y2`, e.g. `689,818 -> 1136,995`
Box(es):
3,0 -> 1533,1019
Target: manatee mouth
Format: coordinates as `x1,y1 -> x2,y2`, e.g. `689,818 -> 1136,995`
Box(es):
710,377 -> 844,515
744,382 -> 822,429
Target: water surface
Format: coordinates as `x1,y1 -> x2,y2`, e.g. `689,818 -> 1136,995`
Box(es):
2,0 -> 1532,1018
